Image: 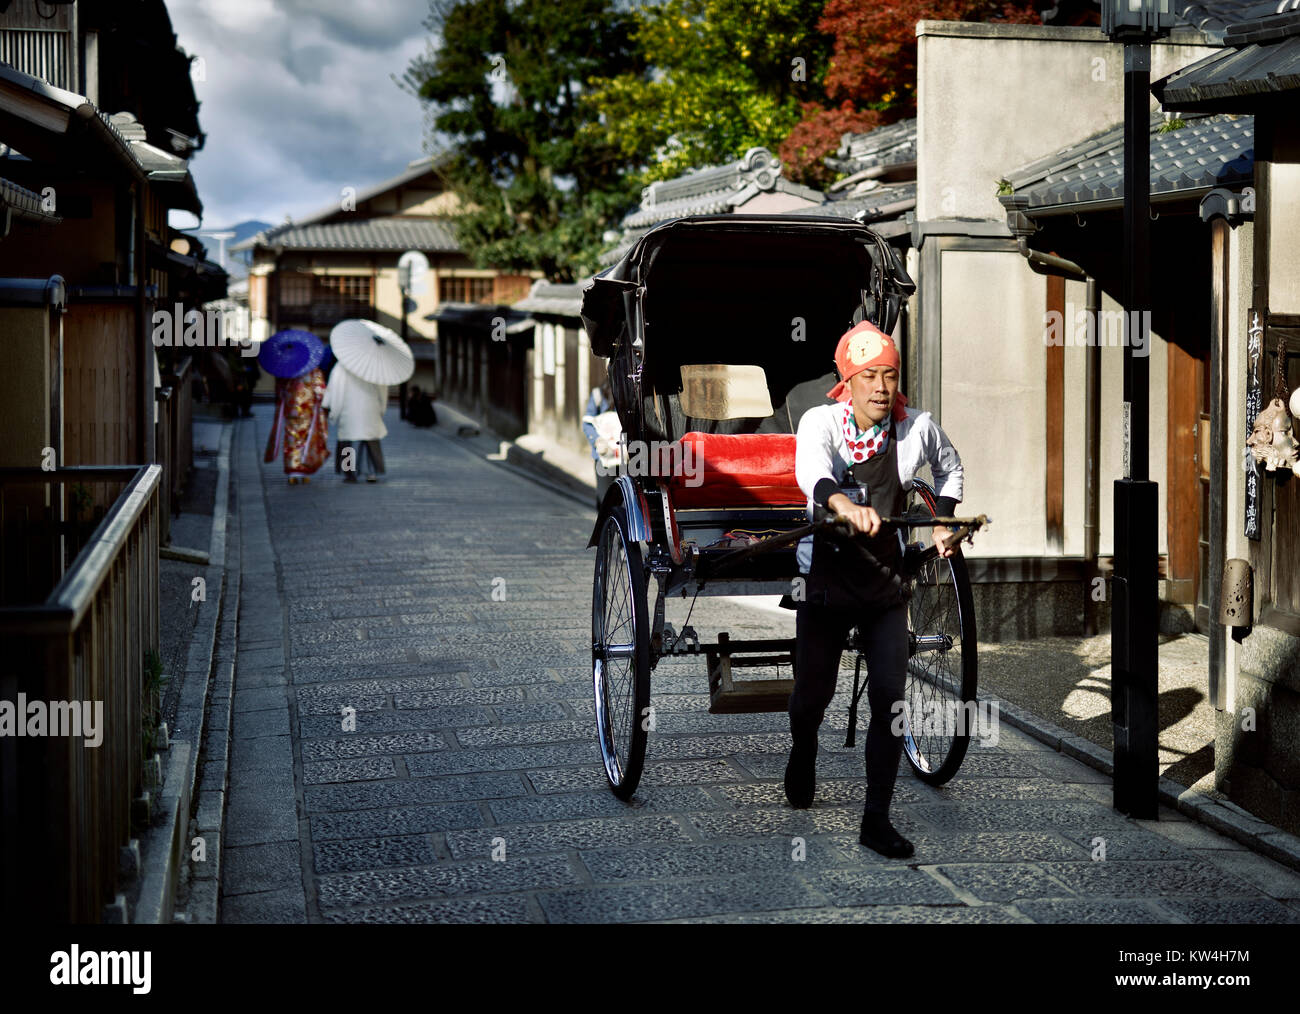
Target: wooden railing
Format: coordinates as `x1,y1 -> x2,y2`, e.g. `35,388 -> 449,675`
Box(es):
0,465 -> 161,922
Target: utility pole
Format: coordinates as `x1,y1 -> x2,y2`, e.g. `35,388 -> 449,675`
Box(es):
1104,0 -> 1172,820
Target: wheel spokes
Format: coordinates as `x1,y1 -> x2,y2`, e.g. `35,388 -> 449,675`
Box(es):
901,490 -> 968,775
593,517 -> 639,788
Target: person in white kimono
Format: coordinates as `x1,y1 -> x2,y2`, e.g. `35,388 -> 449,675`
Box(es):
322,363 -> 389,483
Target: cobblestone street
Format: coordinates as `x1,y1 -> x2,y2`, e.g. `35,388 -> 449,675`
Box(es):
218,406 -> 1300,924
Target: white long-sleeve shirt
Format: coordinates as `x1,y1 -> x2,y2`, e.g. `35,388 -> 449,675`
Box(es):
322,366 -> 389,441
794,402 -> 964,572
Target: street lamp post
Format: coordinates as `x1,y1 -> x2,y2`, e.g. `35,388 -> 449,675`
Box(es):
397,250 -> 429,421
1103,0 -> 1172,819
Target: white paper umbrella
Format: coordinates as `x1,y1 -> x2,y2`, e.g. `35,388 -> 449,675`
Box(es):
328,319 -> 415,385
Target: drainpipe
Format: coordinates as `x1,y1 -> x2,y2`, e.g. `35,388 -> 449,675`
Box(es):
1017,238 -> 1088,283
1084,276 -> 1101,634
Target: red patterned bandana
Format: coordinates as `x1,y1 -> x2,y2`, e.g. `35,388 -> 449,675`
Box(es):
842,402 -> 888,464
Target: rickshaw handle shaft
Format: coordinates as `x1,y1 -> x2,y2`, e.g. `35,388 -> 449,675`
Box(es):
697,514 -> 988,579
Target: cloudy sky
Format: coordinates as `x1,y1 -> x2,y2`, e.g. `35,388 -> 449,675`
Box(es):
168,0 -> 437,231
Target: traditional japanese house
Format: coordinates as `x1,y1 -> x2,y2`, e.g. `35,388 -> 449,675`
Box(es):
233,156 -> 537,397
909,16 -> 1224,640
0,0 -> 223,921
598,146 -> 823,267
1152,4 -> 1300,835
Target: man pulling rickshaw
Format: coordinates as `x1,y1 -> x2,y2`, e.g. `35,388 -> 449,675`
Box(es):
789,319 -> 965,858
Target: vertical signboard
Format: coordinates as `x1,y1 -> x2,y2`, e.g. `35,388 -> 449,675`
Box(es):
1245,308 -> 1263,540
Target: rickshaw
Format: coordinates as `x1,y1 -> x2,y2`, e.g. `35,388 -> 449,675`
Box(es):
580,215 -> 988,800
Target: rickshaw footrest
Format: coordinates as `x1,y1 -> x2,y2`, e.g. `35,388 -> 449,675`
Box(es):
706,634 -> 796,713
708,679 -> 796,714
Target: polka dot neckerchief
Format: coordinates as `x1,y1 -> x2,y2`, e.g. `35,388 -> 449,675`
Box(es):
841,402 -> 889,464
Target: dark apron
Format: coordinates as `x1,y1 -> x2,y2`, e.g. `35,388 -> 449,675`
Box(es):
806,414 -> 909,610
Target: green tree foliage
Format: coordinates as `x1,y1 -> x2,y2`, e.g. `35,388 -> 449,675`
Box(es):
580,0 -> 833,185
401,1 -> 648,281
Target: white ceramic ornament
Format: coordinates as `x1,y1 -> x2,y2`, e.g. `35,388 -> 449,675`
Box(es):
1247,397 -> 1300,475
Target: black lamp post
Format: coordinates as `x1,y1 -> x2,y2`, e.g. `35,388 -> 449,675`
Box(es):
1103,0 -> 1173,819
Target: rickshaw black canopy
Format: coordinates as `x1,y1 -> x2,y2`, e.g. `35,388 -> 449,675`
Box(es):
580,215 -> 915,442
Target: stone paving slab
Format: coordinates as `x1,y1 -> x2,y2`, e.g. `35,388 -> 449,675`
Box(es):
579,837 -> 852,882
537,873 -> 827,923
304,772 -> 528,813
1155,897 -> 1300,923
217,403 -> 1300,923
299,706 -> 493,736
526,759 -> 744,793
445,813 -> 695,859
315,854 -> 580,909
488,786 -> 718,824
302,757 -> 398,784
313,834 -> 438,875
322,895 -> 539,923
1011,899 -> 1171,923
311,802 -> 485,841
300,730 -> 449,761
664,903 -> 1024,924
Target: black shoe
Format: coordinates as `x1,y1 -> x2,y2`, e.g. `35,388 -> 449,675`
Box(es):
859,810 -> 914,858
783,736 -> 817,809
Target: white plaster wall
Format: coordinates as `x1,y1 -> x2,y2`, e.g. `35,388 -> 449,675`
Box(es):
1062,276 -> 1088,557
376,266 -> 436,340
939,249 -> 1045,557
1268,163 -> 1300,315
1095,288 -> 1169,557
939,256 -> 1169,560
916,23 -> 1220,222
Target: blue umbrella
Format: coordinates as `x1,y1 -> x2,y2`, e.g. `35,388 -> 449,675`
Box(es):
259,329 -> 325,379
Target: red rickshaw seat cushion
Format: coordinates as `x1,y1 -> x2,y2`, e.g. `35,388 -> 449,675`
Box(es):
666,431 -> 804,508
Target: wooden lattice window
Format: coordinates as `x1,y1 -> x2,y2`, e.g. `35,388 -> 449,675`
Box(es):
317,275 -> 372,307
439,276 -> 495,304
279,273 -> 312,306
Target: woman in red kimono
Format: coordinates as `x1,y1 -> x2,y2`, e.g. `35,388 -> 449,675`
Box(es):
264,367 -> 330,483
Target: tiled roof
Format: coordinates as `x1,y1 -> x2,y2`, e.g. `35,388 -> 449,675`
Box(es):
512,280 -> 583,317
824,118 -> 917,176
1002,112 -> 1252,215
0,175 -> 60,224
600,146 -> 824,263
426,301 -> 533,333
780,180 -> 915,236
599,228 -> 648,267
1175,1 -> 1300,42
622,147 -> 820,225
236,217 -> 460,254
1156,9 -> 1300,108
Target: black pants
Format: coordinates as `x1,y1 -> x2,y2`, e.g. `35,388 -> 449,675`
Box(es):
789,601 -> 909,814
335,440 -> 385,478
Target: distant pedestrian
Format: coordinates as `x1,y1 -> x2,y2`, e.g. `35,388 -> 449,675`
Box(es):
406,385 -> 438,428
323,363 -> 388,483
236,358 -> 260,417
264,367 -> 329,484
582,378 -> 621,507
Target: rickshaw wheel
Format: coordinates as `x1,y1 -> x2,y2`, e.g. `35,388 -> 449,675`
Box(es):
898,480 -> 979,785
592,507 -> 651,800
